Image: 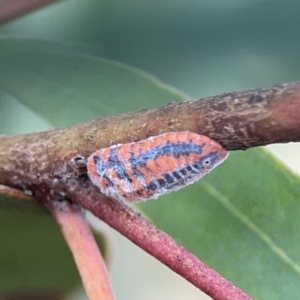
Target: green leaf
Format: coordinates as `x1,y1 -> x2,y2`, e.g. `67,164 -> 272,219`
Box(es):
0,37 -> 183,298
0,191 -> 108,298
1,37 -> 300,300
0,195 -> 79,296
140,149 -> 300,299
0,37 -> 185,128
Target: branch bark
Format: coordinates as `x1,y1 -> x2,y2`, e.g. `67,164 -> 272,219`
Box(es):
0,81 -> 299,190
0,81 -> 299,300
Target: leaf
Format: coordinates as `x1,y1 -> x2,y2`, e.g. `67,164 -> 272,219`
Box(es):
0,37 -> 183,298
0,191 -> 108,298
0,37 -> 185,128
1,37 -> 300,299
0,194 -> 79,296
140,149 -> 300,299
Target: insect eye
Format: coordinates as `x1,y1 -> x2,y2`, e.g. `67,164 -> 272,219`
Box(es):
203,158 -> 211,166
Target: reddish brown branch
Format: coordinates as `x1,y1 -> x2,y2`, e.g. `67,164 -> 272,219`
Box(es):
48,200 -> 116,300
0,0 -> 58,25
72,191 -> 253,300
0,184 -> 35,201
0,82 -> 299,191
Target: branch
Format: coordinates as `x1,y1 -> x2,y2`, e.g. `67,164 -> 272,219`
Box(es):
0,81 -> 299,190
0,184 -> 35,201
0,81 -> 299,299
48,200 -> 116,300
0,0 -> 58,25
74,191 -> 253,300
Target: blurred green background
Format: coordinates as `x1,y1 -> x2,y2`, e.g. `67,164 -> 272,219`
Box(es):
1,1 -> 300,300
2,0 -> 300,117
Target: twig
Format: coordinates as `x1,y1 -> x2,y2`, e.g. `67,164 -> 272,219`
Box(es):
74,192 -> 253,300
0,81 -> 299,299
48,200 -> 116,300
0,184 -> 35,201
0,0 -> 58,25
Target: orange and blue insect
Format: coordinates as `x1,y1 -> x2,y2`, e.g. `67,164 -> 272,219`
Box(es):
87,131 -> 228,202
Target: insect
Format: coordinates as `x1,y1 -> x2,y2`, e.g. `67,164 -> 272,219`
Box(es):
87,131 -> 228,202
